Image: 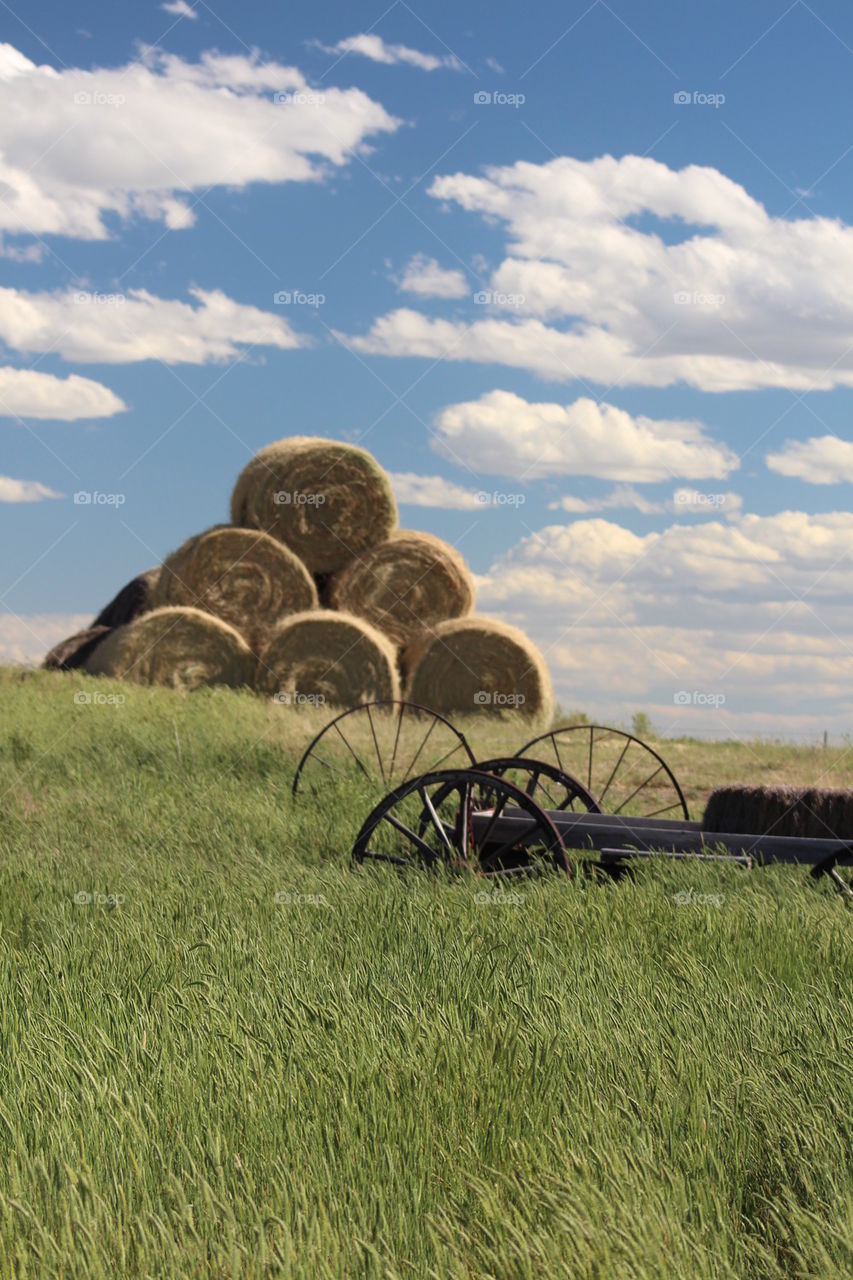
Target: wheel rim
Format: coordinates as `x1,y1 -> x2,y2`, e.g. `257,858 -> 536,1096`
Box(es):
465,756 -> 601,814
352,768 -> 569,876
514,724 -> 689,819
292,701 -> 475,797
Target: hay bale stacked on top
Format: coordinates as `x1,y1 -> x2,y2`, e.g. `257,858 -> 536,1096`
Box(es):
46,435 -> 551,721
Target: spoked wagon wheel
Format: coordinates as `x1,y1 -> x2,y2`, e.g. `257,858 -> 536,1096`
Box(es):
292,701 -> 475,797
516,724 -> 690,819
351,768 -> 569,876
474,756 -> 601,814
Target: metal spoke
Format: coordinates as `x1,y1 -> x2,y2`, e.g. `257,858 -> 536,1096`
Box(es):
388,702 -> 405,784
365,703 -> 387,785
383,812 -> 440,864
479,820 -> 541,869
587,725 -> 594,791
419,786 -> 456,861
473,786 -> 513,854
399,715 -> 439,784
612,764 -> 664,814
332,720 -> 371,780
597,737 -> 631,810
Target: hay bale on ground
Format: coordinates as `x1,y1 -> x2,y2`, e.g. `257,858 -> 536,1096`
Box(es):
85,606 -> 254,691
93,568 -> 160,628
257,610 -> 399,705
403,616 -> 552,723
703,785 -> 853,840
152,526 -> 316,653
230,437 -> 397,574
328,530 -> 474,649
43,625 -> 112,671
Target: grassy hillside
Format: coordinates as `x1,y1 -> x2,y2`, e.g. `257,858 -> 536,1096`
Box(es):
1,667 -> 852,1278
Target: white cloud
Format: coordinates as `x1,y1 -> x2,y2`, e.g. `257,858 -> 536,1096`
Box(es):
549,485 -> 664,515
345,153 -> 853,392
671,488 -> 743,519
0,612 -> 91,664
433,390 -> 738,482
389,471 -> 483,509
0,367 -> 126,419
161,0 -> 198,17
0,475 -> 62,502
0,43 -> 398,242
478,511 -> 853,734
317,34 -> 460,72
766,435 -> 853,484
398,254 -> 468,299
0,285 -> 305,364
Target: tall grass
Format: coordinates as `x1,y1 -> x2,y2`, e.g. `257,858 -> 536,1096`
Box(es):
0,667 -> 851,1278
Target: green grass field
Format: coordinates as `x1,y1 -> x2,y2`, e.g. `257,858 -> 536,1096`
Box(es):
1,666 -> 852,1279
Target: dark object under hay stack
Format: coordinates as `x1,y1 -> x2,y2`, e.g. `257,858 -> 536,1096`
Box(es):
703,785 -> 853,841
42,569 -> 160,671
43,625 -> 112,671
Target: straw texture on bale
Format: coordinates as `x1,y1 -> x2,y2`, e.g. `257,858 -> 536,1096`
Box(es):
258,610 -> 399,705
43,625 -> 112,671
152,526 -> 317,652
230,437 -> 398,574
703,785 -> 853,840
93,569 -> 160,629
404,616 -> 552,723
328,530 -> 474,649
85,606 -> 255,691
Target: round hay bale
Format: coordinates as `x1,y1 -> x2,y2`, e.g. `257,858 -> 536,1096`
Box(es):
328,530 -> 474,649
258,610 -> 399,706
230,437 -> 397,574
93,568 -> 160,629
703,785 -> 853,840
151,526 -> 317,652
42,625 -> 112,671
403,616 -> 552,723
85,606 -> 254,691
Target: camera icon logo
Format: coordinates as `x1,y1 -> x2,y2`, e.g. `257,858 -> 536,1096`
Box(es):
73,691 -> 91,705
473,90 -> 492,104
673,690 -> 692,705
273,290 -> 291,305
473,290 -> 492,304
673,90 -> 691,105
474,690 -> 492,705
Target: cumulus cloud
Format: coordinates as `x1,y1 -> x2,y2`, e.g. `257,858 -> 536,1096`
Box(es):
390,471 -> 484,509
0,285 -> 305,364
0,43 -> 398,242
549,485 -> 664,515
0,367 -> 125,419
397,254 -> 468,299
316,34 -> 461,72
345,153 -> 853,392
161,0 -> 197,17
0,475 -> 62,502
432,390 -> 738,482
478,511 -> 853,734
0,612 -> 91,664
766,435 -> 853,484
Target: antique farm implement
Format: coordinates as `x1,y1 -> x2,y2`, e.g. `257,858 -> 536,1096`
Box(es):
293,701 -> 853,898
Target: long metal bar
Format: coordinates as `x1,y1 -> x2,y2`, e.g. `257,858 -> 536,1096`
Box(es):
470,807 -> 853,867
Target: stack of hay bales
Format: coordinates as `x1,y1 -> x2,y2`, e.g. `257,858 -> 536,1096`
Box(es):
46,436 -> 551,720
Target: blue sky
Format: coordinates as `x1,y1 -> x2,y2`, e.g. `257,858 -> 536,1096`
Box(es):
3,0 -> 853,736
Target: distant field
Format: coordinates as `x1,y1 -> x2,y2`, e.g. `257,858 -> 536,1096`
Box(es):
1,666 -> 852,1279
